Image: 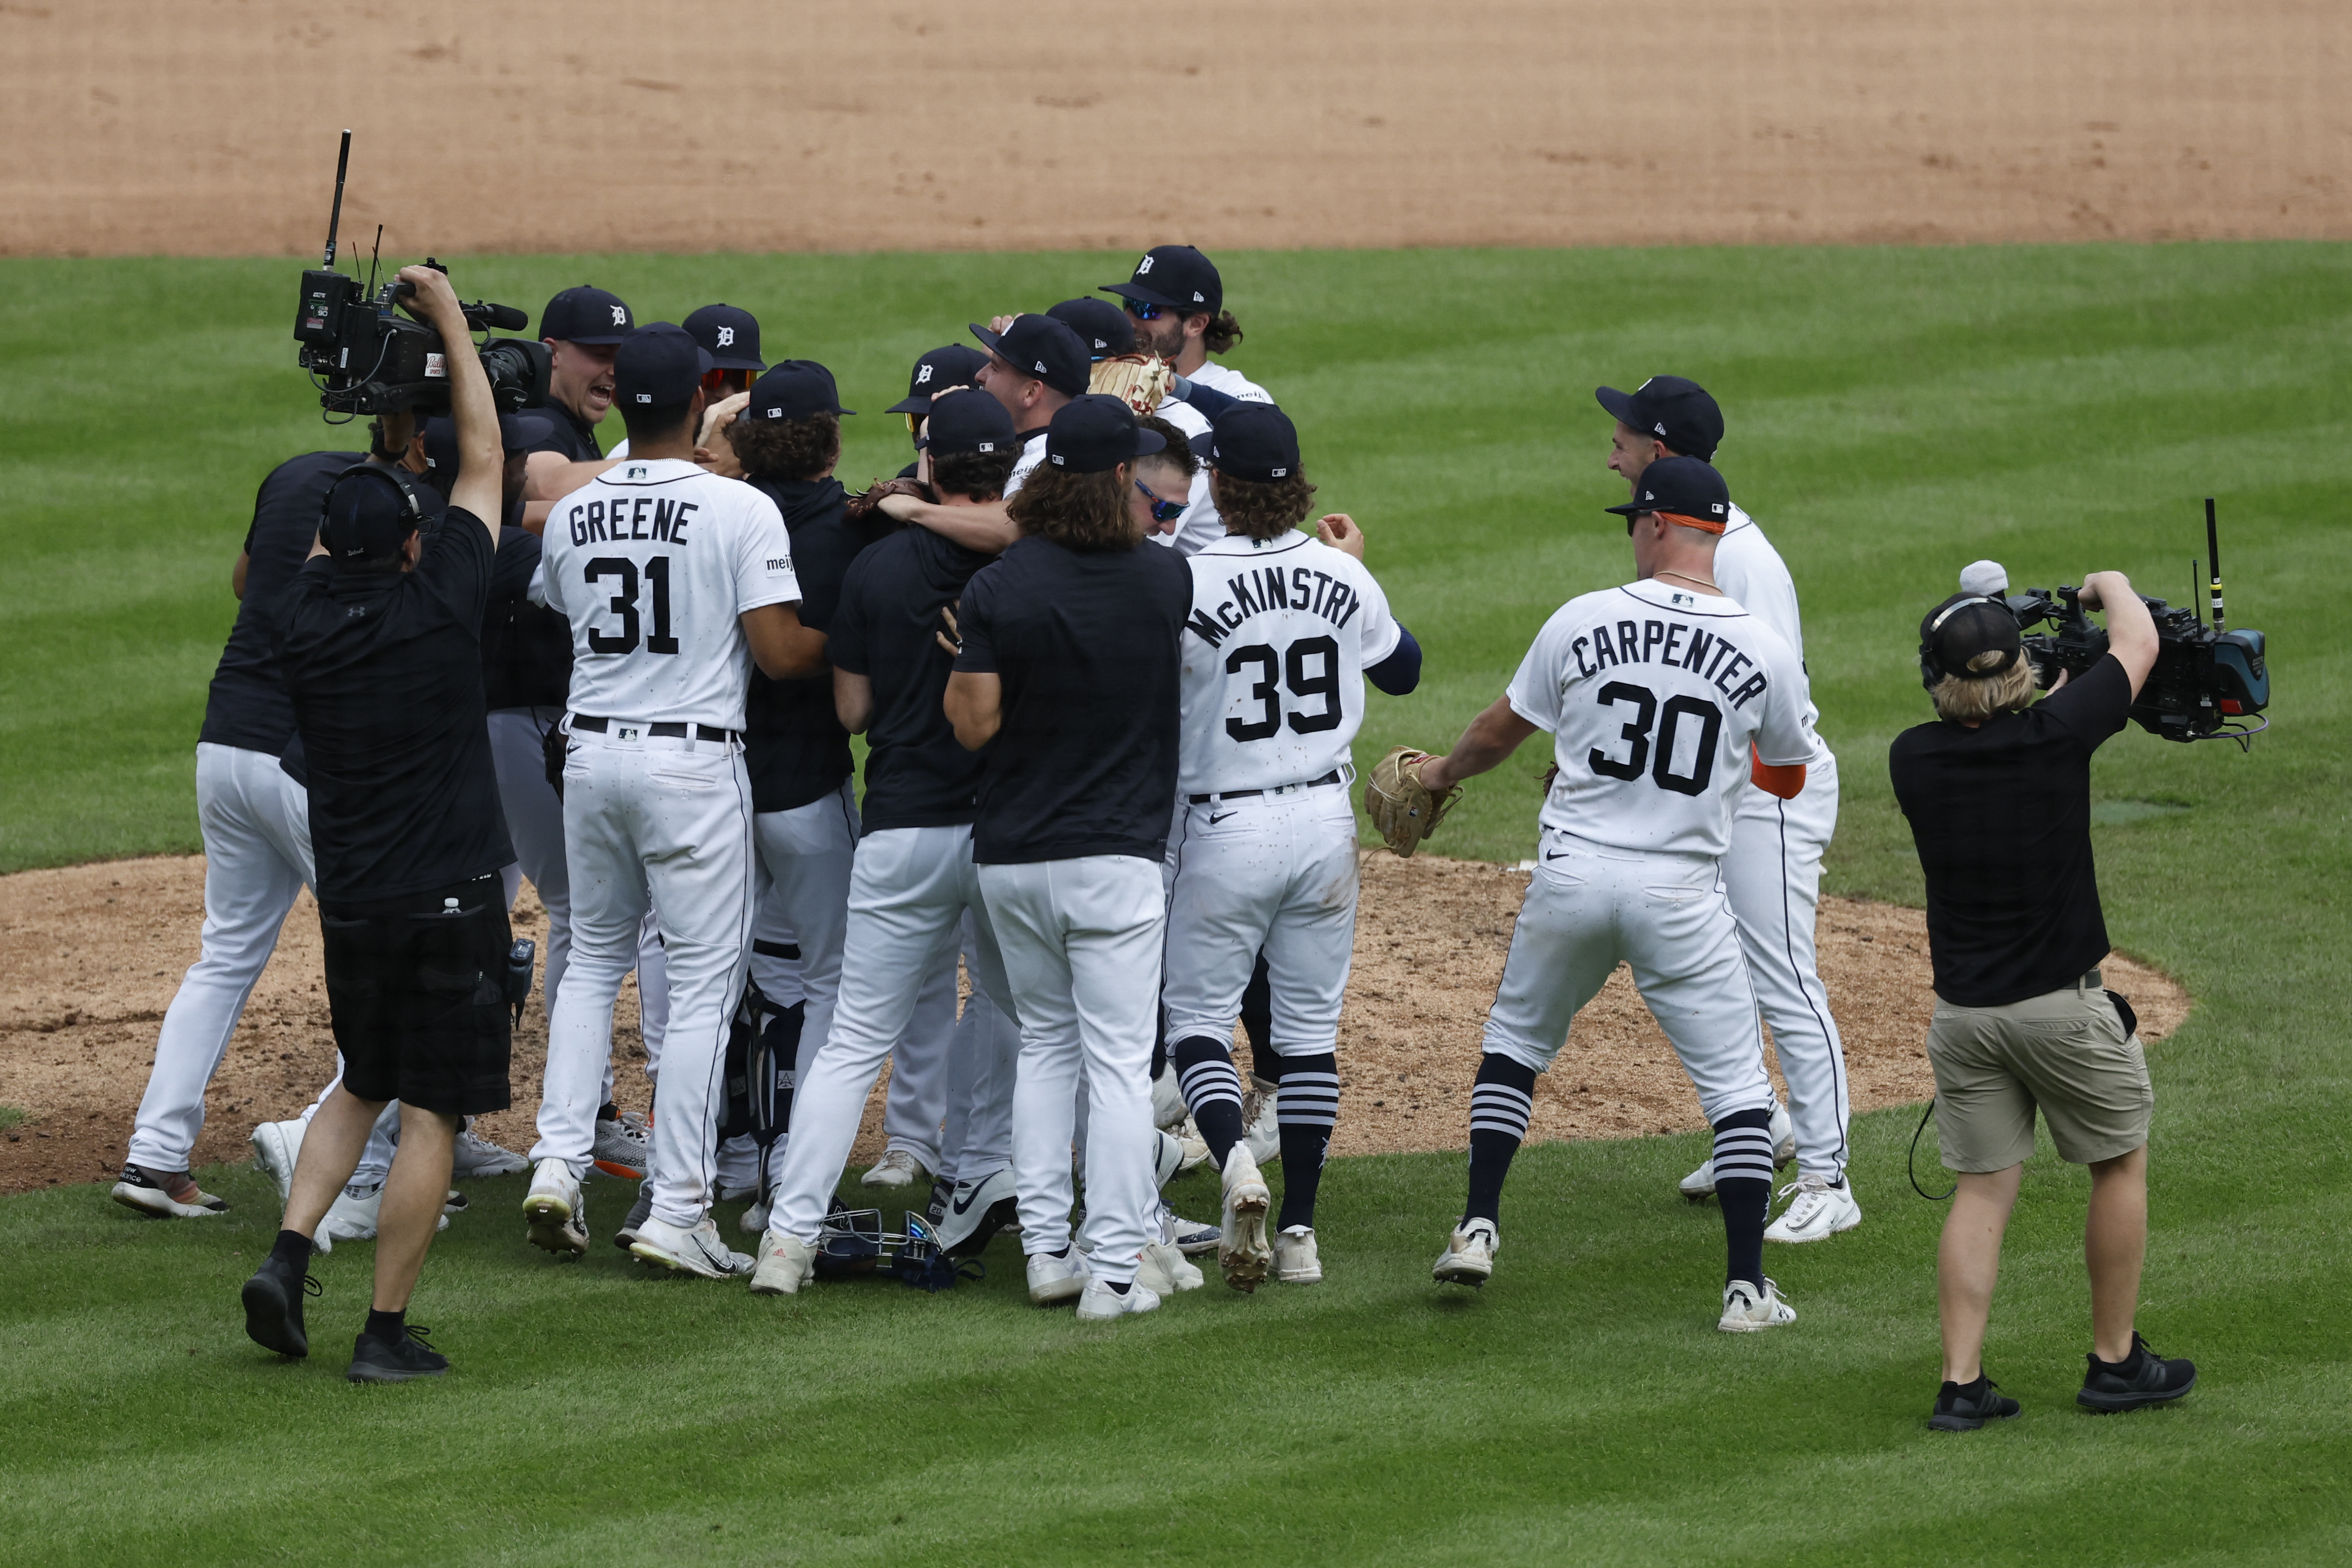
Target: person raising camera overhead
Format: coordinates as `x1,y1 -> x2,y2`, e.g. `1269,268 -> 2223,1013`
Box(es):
1891,572 -> 2197,1431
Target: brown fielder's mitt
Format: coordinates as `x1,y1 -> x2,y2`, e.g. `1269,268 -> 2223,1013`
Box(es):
1088,353 -> 1175,417
1363,747 -> 1462,858
847,476 -> 937,531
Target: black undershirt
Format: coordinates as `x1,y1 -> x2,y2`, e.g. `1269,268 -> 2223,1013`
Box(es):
200,451 -> 366,756
741,475 -> 863,814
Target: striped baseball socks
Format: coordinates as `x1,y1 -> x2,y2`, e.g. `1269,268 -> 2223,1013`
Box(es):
1274,1053 -> 1339,1229
1711,1107 -> 1775,1287
1172,1036 -> 1246,1168
1464,1053 -> 1538,1224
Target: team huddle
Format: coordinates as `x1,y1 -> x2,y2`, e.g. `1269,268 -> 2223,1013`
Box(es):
118,243 -> 1859,1377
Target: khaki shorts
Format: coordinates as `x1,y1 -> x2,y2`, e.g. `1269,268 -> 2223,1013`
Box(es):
1926,971 -> 2152,1171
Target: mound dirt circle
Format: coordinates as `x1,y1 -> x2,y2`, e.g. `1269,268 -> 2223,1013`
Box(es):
0,852 -> 2186,1195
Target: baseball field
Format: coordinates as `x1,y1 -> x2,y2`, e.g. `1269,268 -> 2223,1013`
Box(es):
2,239 -> 2347,1563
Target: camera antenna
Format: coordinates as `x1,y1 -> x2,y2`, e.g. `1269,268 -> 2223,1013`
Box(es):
365,225 -> 383,300
2205,497 -> 2227,636
2190,562 -> 2202,626
321,130 -> 351,270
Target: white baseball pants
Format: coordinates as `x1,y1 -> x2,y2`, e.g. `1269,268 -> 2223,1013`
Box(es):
981,855 -> 1164,1285
752,778 -> 859,1100
937,924 -> 1018,1184
534,726 -> 755,1229
1723,750 -> 1851,1178
1162,784 -> 1359,1056
766,825 -> 1016,1244
1482,836 -> 1775,1126
880,941 -> 961,1176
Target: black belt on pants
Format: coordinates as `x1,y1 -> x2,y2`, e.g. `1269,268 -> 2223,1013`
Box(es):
570,714 -> 740,743
1188,769 -> 1343,805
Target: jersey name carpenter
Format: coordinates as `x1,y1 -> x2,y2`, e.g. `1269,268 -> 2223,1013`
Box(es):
1564,610 -> 1774,710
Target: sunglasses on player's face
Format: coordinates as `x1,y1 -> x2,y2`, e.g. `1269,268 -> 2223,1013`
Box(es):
1136,479 -> 1186,522
1123,298 -> 1166,321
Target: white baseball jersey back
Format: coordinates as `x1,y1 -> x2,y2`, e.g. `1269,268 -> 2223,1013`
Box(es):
1508,579 -> 1811,859
1002,430 -> 1048,498
1178,532 -> 1400,795
1188,361 -> 1272,404
542,458 -> 800,731
1713,503 -> 1826,761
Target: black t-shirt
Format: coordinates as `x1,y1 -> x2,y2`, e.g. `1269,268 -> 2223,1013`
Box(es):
954,534 -> 1192,863
277,509 -> 516,904
199,451 -> 365,755
742,476 -> 864,814
530,404 -> 606,463
479,526 -> 574,710
1888,655 -> 2134,1007
831,525 -> 997,831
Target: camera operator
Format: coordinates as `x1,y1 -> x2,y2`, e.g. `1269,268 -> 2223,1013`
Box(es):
237,265 -> 517,1385
1891,575 -> 2197,1430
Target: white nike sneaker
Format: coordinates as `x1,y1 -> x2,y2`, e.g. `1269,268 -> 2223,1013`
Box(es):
1136,1240 -> 1205,1294
748,1229 -> 817,1296
859,1148 -> 927,1190
1679,1158 -> 1717,1201
1175,1123 -> 1211,1175
1274,1225 -> 1323,1284
1241,1074 -> 1282,1166
1149,1129 -> 1185,1190
590,1112 -> 651,1180
1719,1277 -> 1798,1332
1218,1143 -> 1273,1293
110,1163 -> 230,1220
630,1214 -> 756,1279
1076,1278 -> 1162,1321
935,1166 -> 1020,1256
1026,1249 -> 1092,1305
1156,1200 -> 1221,1257
1151,1065 -> 1189,1131
1764,1174 -> 1863,1243
250,1118 -> 306,1203
1770,1100 -> 1796,1168
522,1159 -> 588,1256
450,1126 -> 528,1178
1433,1218 -> 1498,1287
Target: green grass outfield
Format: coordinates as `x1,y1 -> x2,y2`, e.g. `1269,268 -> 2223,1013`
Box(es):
2,245 -> 2347,1564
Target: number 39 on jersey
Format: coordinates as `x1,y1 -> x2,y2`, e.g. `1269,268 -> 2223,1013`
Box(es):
1507,580 -> 1814,859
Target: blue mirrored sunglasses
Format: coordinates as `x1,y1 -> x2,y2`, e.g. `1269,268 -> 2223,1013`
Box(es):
1136,480 -> 1185,523
1123,298 -> 1165,321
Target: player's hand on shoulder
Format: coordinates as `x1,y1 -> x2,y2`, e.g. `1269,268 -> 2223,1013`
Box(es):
1315,513 -> 1365,560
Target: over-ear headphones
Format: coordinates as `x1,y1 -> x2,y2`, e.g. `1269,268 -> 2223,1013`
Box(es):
1917,593 -> 2019,690
319,462 -> 430,561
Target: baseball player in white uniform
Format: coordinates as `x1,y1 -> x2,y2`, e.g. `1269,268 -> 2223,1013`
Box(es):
1419,457 -> 1817,1332
520,323 -> 825,1278
1162,404 -> 1422,1291
1598,377 -> 1857,1241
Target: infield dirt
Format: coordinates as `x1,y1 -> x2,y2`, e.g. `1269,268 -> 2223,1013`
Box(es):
0,853 -> 2186,1196
2,2 -> 2344,259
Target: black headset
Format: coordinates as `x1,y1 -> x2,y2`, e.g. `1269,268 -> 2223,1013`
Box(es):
1916,593 -> 2019,691
319,462 -> 431,562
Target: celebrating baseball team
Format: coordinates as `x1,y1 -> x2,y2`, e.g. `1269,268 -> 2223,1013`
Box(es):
111,240 -> 2180,1426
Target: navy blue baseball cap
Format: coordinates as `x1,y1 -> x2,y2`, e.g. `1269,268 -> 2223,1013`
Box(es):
919,387 -> 1018,456
1207,403 -> 1302,484
683,304 -> 765,371
1044,394 -> 1167,474
886,344 -> 990,415
743,360 -> 855,423
1596,375 -> 1724,462
613,323 -> 713,409
1605,454 -> 1730,532
540,286 -> 635,344
969,314 -> 1092,399
320,465 -> 425,565
1047,297 -> 1135,359
1104,245 -> 1222,315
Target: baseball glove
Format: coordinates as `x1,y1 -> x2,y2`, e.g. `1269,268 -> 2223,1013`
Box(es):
1363,747 -> 1462,858
1088,353 -> 1174,417
847,476 -> 936,532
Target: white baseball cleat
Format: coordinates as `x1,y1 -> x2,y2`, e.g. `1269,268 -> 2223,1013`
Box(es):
1432,1218 -> 1498,1287
737,1197 -> 771,1236
630,1214 -> 756,1278
1148,1129 -> 1185,1190
590,1112 -> 650,1180
450,1126 -> 528,1178
1218,1143 -> 1273,1293
859,1148 -> 928,1190
109,1164 -> 229,1220
1025,1249 -> 1092,1305
321,1182 -> 383,1245
1156,1200 -> 1221,1256
748,1229 -> 818,1296
1771,1101 -> 1796,1168
1241,1073 -> 1282,1166
1175,1124 -> 1211,1175
1765,1175 -> 1863,1242
1076,1278 -> 1163,1321
1679,1158 -> 1717,1201
1136,1240 -> 1205,1294
1718,1277 -> 1798,1332
250,1118 -> 306,1204
522,1159 -> 588,1256
1274,1225 -> 1323,1284
1151,1065 -> 1189,1131
935,1166 -> 1020,1256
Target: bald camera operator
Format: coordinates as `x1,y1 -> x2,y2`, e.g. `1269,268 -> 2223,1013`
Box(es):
238,266 -> 515,1385
1891,574 -> 2196,1431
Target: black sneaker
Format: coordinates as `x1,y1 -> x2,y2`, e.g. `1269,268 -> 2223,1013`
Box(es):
240,1256 -> 320,1357
347,1324 -> 450,1384
1930,1375 -> 2021,1431
2079,1332 -> 2197,1412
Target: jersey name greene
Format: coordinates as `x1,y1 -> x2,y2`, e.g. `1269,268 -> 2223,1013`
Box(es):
1512,582 -> 1809,860
1178,534 -> 1398,796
